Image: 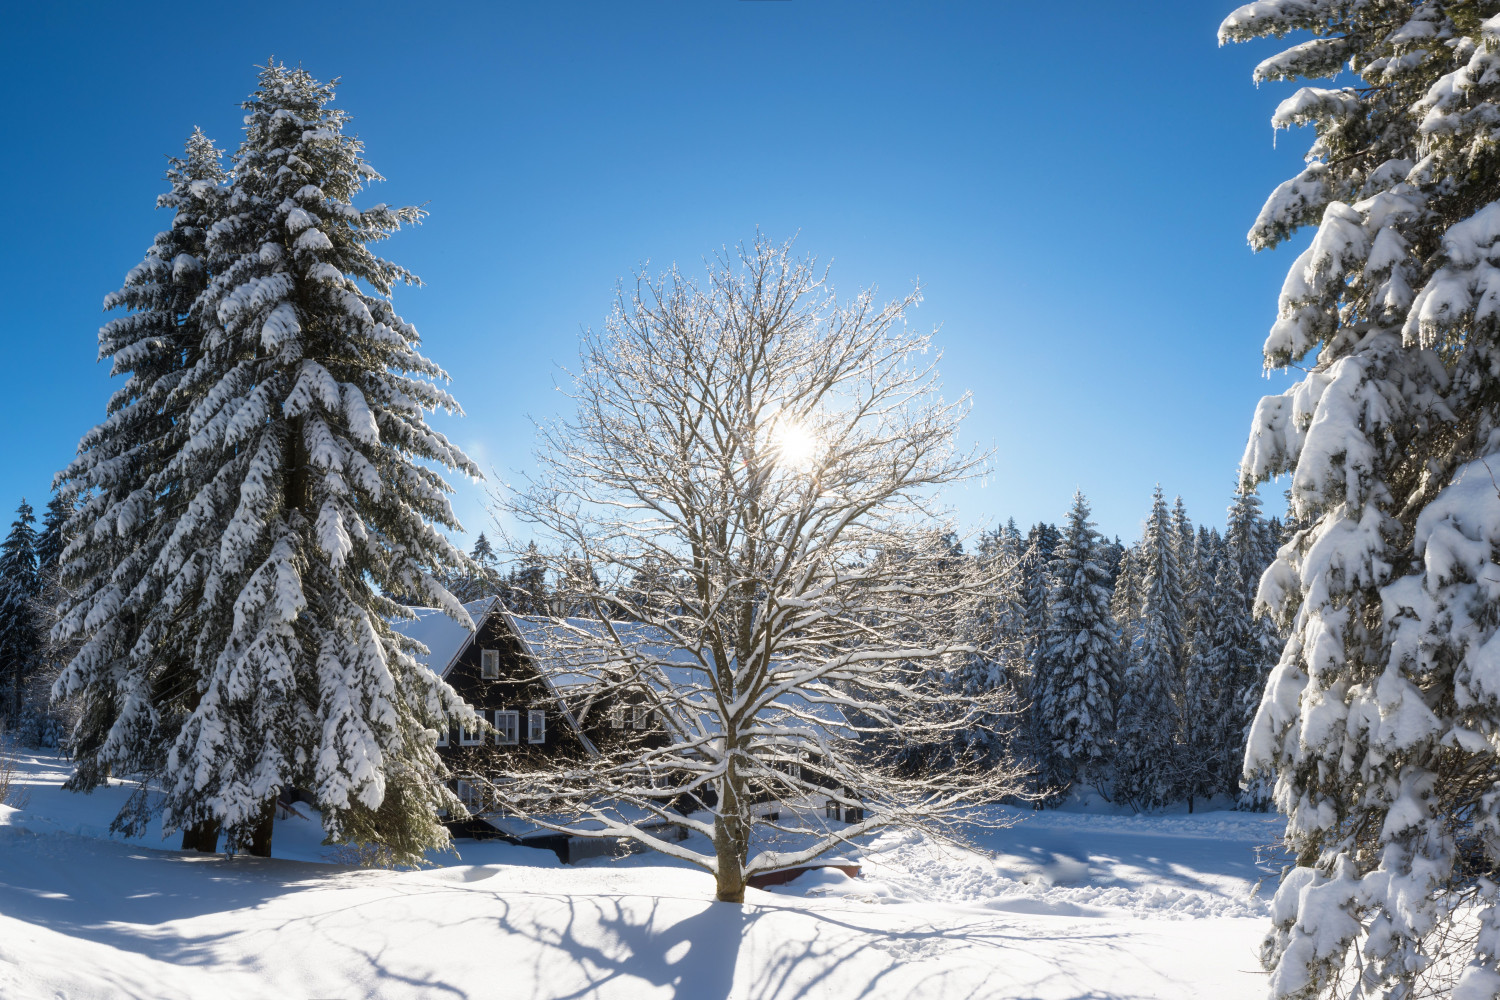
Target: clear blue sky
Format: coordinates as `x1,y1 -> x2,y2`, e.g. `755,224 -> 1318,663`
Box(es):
0,1 -> 1312,547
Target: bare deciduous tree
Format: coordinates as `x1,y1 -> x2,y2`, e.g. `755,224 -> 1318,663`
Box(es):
492,235 -> 1026,902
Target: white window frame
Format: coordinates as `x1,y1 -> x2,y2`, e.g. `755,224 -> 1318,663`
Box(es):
632,705 -> 650,730
609,704 -> 626,729
435,724 -> 449,747
459,716 -> 483,746
480,648 -> 500,680
456,776 -> 480,810
495,710 -> 519,746
528,709 -> 546,744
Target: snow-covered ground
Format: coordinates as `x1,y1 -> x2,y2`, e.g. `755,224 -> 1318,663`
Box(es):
0,748 -> 1284,999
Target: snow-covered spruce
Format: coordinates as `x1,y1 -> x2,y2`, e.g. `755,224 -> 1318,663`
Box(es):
1115,486 -> 1185,809
1224,4 -> 1500,997
0,499 -> 41,727
1033,491 -> 1120,792
50,129 -> 227,806
958,519 -> 1026,761
53,64 -> 479,861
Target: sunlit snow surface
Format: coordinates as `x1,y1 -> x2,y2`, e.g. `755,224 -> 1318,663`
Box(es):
0,748 -> 1285,999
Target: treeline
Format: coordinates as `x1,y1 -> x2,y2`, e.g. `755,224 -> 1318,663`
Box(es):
2,479 -> 1284,813
950,486 -> 1286,810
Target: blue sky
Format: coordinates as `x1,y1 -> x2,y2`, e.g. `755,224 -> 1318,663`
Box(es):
0,1 -> 1313,547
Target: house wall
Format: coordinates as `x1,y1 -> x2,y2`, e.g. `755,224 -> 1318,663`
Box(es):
437,611 -> 590,778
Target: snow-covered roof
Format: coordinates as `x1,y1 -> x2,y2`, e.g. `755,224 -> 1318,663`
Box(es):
390,598 -> 497,677
506,614 -> 849,735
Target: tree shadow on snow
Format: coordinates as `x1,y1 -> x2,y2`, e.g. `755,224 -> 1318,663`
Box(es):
478,889 -> 1188,1000
0,825 -> 471,995
0,825 -> 1238,1000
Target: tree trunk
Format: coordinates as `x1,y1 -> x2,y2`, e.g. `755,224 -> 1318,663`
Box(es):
713,768 -> 747,904
181,819 -> 220,853
247,798 -> 276,858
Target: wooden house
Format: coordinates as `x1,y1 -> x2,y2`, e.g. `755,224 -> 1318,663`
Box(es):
393,598 -> 854,850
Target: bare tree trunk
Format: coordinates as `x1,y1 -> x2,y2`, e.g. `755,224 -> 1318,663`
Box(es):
247,798 -> 276,858
181,819 -> 220,853
713,764 -> 747,903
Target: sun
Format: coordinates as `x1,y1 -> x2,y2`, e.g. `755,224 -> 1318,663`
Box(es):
770,419 -> 819,471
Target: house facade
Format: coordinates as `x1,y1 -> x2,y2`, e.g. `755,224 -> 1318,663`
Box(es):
394,598 -> 855,843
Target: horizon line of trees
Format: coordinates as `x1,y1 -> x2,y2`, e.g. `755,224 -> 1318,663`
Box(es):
2,479 -> 1288,816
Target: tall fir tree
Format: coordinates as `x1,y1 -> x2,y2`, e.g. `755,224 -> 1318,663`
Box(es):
1019,523 -> 1058,674
52,129 -> 226,807
1170,496 -> 1200,665
23,491 -> 76,746
964,521 -> 1025,741
0,500 -> 41,726
504,541 -> 550,615
1223,488 -> 1285,781
1111,542 -> 1143,648
55,65 -> 479,860
1033,492 -> 1120,791
34,491 -> 75,580
1224,4 -> 1500,995
1098,535 -> 1125,589
1115,486 -> 1185,808
445,532 -> 502,602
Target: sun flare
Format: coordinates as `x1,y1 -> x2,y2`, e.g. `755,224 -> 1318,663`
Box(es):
770,419 -> 819,471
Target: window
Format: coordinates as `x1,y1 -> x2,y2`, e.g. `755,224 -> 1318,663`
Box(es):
632,705 -> 650,730
528,709 -> 546,744
609,705 -> 626,729
495,710 -> 518,745
435,725 -> 449,748
480,649 -> 500,680
459,717 -> 483,746
456,777 -> 480,810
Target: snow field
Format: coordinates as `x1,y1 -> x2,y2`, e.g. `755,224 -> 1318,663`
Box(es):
0,750 -> 1281,999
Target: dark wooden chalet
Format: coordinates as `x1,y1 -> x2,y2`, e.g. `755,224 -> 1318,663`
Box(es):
394,598 -> 857,854
392,599 -> 668,839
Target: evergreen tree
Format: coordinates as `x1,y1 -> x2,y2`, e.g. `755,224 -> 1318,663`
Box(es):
1170,496 -> 1199,664
55,65 -> 479,861
1209,553 -> 1258,796
1223,488 -> 1284,765
1223,5 -> 1500,994
1110,543 -> 1143,647
1098,535 -> 1125,589
51,129 -> 226,809
504,541 -> 550,615
0,500 -> 40,725
1033,492 -> 1120,791
958,521 -> 1024,760
1115,486 -> 1184,808
445,533 -> 502,602
22,491 -> 76,747
1019,523 -> 1057,672
34,491 -> 75,579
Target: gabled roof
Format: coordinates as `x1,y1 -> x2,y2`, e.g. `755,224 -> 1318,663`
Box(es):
391,598 -> 598,756
390,597 -> 497,677
506,614 -> 850,736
